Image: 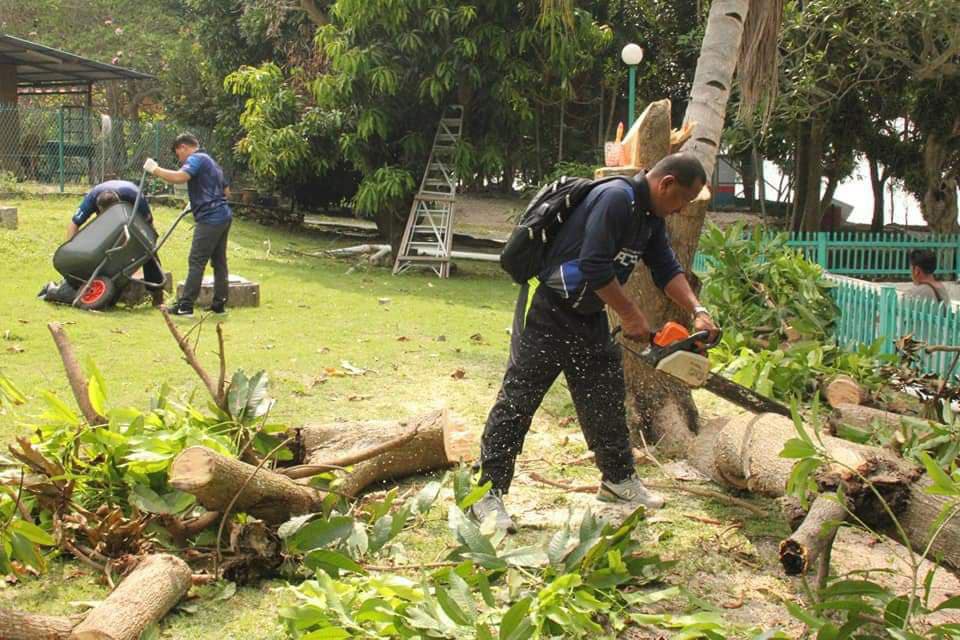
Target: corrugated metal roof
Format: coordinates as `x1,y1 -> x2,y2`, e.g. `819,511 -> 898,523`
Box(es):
0,33 -> 154,86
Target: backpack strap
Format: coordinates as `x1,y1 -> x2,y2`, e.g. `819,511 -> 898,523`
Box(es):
923,282 -> 943,303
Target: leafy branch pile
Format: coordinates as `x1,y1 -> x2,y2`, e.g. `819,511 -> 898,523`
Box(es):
699,224 -> 892,404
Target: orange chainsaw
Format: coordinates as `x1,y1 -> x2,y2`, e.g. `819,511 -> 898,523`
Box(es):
614,321 -> 791,416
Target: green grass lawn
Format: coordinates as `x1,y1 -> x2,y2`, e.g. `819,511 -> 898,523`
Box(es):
0,196 -> 811,639
0,196 -> 526,439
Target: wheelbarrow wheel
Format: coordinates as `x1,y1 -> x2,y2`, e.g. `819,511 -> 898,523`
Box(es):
77,277 -> 117,310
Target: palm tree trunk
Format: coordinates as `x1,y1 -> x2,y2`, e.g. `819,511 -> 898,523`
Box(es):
681,0 -> 751,179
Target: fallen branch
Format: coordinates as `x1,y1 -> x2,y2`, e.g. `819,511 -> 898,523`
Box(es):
160,309 -> 222,411
47,323 -> 106,425
778,494 -> 848,577
280,425 -> 421,479
71,554 -> 192,640
0,608 -> 82,640
216,323 -> 227,407
169,446 -> 324,524
363,561 -> 458,572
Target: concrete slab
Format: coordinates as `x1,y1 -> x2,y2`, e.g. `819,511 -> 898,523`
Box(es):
176,274 -> 260,308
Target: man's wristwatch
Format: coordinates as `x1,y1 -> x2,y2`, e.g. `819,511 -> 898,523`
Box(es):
693,305 -> 710,318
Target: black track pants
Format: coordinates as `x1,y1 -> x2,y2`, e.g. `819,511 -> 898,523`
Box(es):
478,282 -> 635,493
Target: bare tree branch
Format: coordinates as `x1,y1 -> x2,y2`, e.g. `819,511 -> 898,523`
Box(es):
47,323 -> 107,425
160,310 -> 223,411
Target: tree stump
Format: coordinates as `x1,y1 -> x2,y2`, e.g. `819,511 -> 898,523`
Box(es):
169,447 -> 323,524
176,274 -> 260,308
70,554 -> 191,640
298,409 -> 475,498
0,206 -> 17,230
117,271 -> 173,306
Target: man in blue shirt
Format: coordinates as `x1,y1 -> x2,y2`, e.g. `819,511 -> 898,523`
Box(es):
470,153 -> 719,533
144,133 -> 233,317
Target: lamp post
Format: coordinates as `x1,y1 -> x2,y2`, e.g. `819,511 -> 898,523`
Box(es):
621,43 -> 644,129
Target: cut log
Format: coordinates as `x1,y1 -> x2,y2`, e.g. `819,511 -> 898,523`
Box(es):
831,403 -> 932,433
299,409 -> 474,498
70,553 -> 191,640
169,447 -> 323,524
779,494 -> 849,575
685,412 -> 960,572
824,375 -> 864,408
0,609 -> 80,640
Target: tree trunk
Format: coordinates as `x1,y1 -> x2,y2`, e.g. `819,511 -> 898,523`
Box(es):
169,447 -> 324,524
740,148 -> 756,211
798,116 -> 827,232
604,100 -> 709,454
779,494 -> 848,575
0,609 -> 79,640
681,0 -> 751,179
683,412 -> 960,572
373,202 -> 408,259
920,132 -> 960,233
298,409 -> 474,498
70,554 -> 191,640
868,155 -> 887,232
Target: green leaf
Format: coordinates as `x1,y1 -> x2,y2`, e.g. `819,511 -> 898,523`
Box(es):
436,586 -> 472,626
457,481 -> 491,511
128,485 -> 195,515
448,506 -> 496,556
781,437 -> 817,459
278,513 -> 319,540
918,452 -> 957,496
287,517 -> 355,554
499,597 -> 534,640
934,595 -> 960,611
304,549 -> 367,576
10,520 -> 55,546
10,532 -> 44,571
86,359 -> 108,417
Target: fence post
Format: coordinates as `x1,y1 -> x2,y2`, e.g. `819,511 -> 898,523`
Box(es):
954,239 -> 960,281
878,286 -> 898,355
57,108 -> 65,193
816,232 -> 828,269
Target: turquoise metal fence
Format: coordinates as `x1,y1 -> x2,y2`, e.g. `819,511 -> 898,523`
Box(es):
692,231 -> 960,280
830,277 -> 960,379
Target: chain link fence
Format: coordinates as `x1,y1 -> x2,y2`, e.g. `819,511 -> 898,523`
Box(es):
0,105 -> 236,194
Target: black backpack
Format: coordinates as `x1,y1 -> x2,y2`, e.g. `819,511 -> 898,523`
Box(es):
499,175 -> 630,284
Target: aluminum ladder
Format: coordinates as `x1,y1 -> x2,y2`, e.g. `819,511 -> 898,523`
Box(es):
393,105 -> 464,278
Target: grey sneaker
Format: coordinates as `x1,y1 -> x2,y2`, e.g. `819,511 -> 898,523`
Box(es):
467,492 -> 517,533
598,475 -> 665,510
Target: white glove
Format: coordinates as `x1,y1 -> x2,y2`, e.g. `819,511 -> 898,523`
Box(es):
143,158 -> 159,174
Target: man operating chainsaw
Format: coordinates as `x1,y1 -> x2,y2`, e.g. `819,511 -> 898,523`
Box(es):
472,152 -> 718,532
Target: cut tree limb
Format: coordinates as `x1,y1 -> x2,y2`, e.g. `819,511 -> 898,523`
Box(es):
779,493 -> 848,576
298,410 -> 474,498
281,424 -> 421,479
0,608 -> 81,640
70,554 -> 191,640
831,403 -> 933,433
824,375 -> 864,408
47,323 -> 106,425
170,447 -> 323,524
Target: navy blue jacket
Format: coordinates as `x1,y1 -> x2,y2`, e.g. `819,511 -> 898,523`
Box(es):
538,173 -> 683,314
73,180 -> 151,226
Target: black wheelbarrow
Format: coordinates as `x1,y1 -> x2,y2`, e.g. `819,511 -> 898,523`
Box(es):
51,201 -> 191,310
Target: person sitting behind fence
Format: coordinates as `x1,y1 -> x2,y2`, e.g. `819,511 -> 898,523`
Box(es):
904,249 -> 951,305
39,181 -> 164,306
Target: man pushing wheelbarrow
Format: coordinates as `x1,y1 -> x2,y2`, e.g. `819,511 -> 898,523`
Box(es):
39,179 -> 191,311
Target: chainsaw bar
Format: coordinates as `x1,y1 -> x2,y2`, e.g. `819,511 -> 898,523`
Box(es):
615,332 -> 791,417
701,373 -> 791,417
